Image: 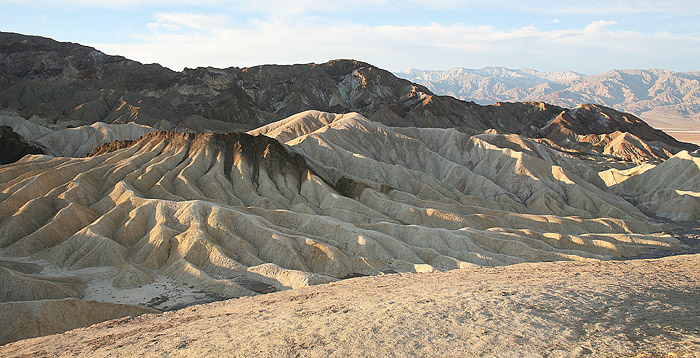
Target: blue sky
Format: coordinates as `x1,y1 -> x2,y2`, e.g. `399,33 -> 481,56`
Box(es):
2,0 -> 700,74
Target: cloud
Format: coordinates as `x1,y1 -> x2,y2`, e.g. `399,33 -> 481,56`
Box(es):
5,0 -> 698,74
0,0 -> 225,9
4,0 -> 700,15
583,20 -> 617,33
151,12 -> 228,30
90,15 -> 700,73
422,0 -> 700,15
147,22 -> 181,32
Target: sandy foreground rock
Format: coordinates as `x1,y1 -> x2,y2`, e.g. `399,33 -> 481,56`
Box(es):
2,253 -> 698,357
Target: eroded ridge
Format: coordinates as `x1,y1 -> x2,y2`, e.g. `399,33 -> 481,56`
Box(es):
0,113 -> 686,309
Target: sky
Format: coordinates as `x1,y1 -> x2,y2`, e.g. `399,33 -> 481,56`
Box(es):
2,0 -> 700,74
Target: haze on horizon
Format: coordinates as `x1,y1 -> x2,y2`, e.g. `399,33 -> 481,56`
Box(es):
1,0 -> 699,74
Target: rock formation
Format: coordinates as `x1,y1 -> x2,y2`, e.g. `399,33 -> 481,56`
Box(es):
0,112 -> 154,158
0,299 -> 156,346
2,254 -> 698,356
613,150 -> 700,221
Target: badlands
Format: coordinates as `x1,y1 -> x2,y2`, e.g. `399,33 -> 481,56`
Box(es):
0,32 -> 699,355
1,110 -> 699,354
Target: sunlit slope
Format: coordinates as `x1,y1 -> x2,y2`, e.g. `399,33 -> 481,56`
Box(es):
614,150 -> 700,221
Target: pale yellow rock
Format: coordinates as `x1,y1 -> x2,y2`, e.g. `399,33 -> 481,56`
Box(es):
0,113 -> 154,157
2,254 -> 698,356
615,150 -> 700,220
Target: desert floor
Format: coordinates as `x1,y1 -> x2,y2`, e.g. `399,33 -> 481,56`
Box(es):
1,253 -> 699,357
643,116 -> 700,146
665,130 -> 700,146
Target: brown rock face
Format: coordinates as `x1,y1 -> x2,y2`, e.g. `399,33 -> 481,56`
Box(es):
86,139 -> 136,157
542,104 -> 684,143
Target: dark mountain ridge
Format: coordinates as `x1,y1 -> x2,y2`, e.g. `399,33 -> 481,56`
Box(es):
0,31 -> 696,157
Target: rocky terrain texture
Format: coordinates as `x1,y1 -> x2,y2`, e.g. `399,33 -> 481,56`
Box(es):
398,67 -> 700,143
1,32 -> 695,158
1,32 -> 699,351
0,31 -> 427,131
0,298 -> 156,346
1,253 -> 698,357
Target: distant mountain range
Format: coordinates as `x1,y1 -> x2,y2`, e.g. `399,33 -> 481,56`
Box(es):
396,67 -> 700,131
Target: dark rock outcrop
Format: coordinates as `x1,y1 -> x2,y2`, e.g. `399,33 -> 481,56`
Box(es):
0,125 -> 43,164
